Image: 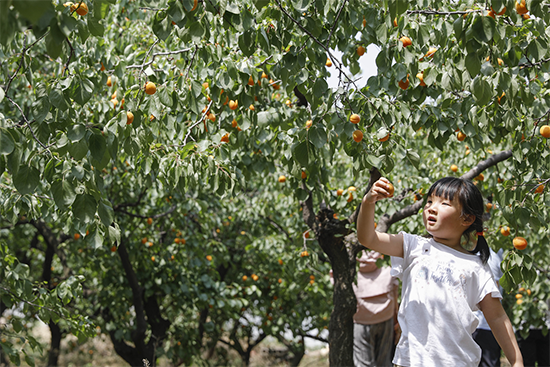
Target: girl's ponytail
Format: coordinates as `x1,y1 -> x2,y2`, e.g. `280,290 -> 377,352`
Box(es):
470,227 -> 490,264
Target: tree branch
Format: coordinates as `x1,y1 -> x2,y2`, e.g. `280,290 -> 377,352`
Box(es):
461,150 -> 513,181
126,48 -> 193,69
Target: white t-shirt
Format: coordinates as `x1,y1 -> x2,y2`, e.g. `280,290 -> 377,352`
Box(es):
391,232 -> 501,367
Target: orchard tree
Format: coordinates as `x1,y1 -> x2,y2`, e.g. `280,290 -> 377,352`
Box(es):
2,0 -> 550,366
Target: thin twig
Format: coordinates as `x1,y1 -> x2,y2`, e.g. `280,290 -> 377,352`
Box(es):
126,48 -> 193,69
63,37 -> 74,77
325,0 -> 348,48
183,100 -> 213,145
5,95 -> 49,151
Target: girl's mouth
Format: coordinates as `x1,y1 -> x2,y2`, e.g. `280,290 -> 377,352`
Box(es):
427,216 -> 436,224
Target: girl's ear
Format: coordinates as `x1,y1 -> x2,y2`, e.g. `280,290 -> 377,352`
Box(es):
462,214 -> 475,227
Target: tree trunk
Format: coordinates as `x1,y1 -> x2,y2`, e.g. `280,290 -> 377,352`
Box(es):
314,208 -> 357,367
46,321 -> 62,367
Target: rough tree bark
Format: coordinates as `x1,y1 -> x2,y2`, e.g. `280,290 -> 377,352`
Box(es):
105,240 -> 170,367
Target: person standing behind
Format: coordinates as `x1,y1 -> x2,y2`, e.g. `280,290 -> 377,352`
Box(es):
353,250 -> 399,367
473,248 -> 505,367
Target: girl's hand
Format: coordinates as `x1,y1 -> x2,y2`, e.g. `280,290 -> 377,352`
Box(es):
363,177 -> 394,204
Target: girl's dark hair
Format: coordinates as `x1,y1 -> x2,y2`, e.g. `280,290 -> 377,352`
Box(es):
426,177 -> 490,264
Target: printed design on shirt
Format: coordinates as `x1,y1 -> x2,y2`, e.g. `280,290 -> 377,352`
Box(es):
411,257 -> 467,298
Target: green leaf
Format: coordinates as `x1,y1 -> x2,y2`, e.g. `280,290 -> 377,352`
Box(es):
238,30 -> 255,57
292,141 -> 309,167
291,0 -> 311,12
49,87 -> 68,111
87,18 -> 105,37
51,180 -> 77,210
72,194 -> 97,223
13,165 -> 40,195
69,139 -> 88,160
471,15 -> 495,44
67,125 -> 86,142
309,127 -> 327,149
88,133 -> 106,162
98,200 -> 114,227
254,0 -> 269,10
0,87 -> 4,103
158,87 -> 174,107
465,52 -> 481,78
0,128 -> 15,155
152,15 -> 171,41
73,77 -> 94,106
32,97 -> 50,123
471,76 -> 491,106
12,0 -> 55,25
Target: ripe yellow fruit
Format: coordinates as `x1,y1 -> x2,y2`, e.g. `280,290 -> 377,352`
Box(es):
516,293 -> 523,299
501,226 -> 511,237
347,192 -> 354,202
305,120 -> 313,129
399,36 -> 412,47
249,104 -> 255,111
513,236 -> 528,250
535,184 -> 544,194
457,131 -> 466,141
74,233 -> 81,240
492,6 -> 506,15
540,125 -> 550,138
326,58 -> 332,67
231,119 -> 238,128
147,217 -> 153,225
515,0 -> 528,14
145,82 -> 156,95
126,111 -> 134,125
278,259 -> 283,265
248,75 -> 254,86
450,164 -> 458,172
425,47 -> 437,58
387,182 -> 395,197
251,274 -> 259,281
206,255 -> 212,261
398,74 -> 410,90
476,173 -> 485,181
106,76 -> 112,87
356,45 -> 366,56
221,133 -> 229,143
379,133 -> 390,142
393,17 -> 398,27
278,175 -> 286,183
71,2 -> 88,15
111,98 -> 118,108
417,72 -> 426,86
497,58 -> 504,66
487,9 -> 496,18
242,275 -> 248,281
350,114 -> 361,124
498,92 -> 506,105
228,100 -> 238,110
352,130 -> 363,143
261,72 -> 268,79
362,17 -> 366,28
336,189 -> 344,196
301,171 -> 307,179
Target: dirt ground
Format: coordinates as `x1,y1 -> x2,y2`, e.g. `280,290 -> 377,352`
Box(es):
7,322 -> 512,367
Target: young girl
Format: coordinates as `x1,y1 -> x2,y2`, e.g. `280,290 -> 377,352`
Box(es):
357,176 -> 523,367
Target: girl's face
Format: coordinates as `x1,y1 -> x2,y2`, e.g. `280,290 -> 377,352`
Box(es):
422,194 -> 473,247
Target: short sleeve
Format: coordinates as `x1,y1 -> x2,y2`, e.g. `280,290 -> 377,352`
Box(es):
475,266 -> 502,309
390,231 -> 412,279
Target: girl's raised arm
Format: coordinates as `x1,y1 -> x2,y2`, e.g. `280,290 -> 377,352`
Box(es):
357,177 -> 404,258
479,294 -> 524,367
